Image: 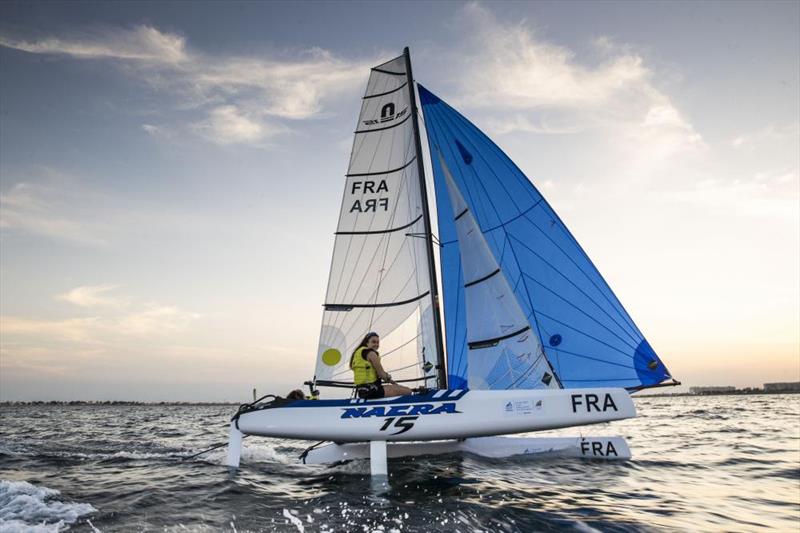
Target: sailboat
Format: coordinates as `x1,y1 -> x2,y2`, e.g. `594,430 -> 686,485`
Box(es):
226,48 -> 678,475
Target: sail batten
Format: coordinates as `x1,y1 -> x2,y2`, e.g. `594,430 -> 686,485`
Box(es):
324,291 -> 431,310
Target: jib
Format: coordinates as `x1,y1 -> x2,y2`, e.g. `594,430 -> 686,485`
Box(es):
340,402 -> 458,419
571,393 -> 617,413
580,440 -> 618,457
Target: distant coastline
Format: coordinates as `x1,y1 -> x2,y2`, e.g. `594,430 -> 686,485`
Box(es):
2,391 -> 799,404
0,400 -> 242,406
635,390 -> 800,398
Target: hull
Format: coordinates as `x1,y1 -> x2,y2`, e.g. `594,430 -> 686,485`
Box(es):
303,435 -> 632,464
234,388 -> 635,442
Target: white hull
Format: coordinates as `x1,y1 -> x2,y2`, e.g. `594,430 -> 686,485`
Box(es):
303,435 -> 631,464
234,388 -> 635,442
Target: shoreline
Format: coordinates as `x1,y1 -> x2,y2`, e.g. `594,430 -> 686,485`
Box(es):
1,391 -> 799,404
634,390 -> 800,398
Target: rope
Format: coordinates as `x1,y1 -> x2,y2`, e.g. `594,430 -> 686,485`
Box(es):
180,436 -> 249,461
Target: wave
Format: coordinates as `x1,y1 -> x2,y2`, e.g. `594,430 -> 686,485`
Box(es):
0,441 -> 298,467
201,441 -> 296,466
0,480 -> 96,532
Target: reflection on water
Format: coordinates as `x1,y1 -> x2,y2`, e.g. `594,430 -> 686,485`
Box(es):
1,394 -> 798,531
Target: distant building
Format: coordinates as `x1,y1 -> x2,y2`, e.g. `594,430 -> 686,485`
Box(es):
763,382 -> 800,392
690,386 -> 736,394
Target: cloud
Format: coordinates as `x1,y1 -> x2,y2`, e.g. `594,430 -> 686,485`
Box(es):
0,25 -> 187,63
1,316 -> 104,343
0,179 -> 108,246
0,26 -> 371,143
483,114 -> 583,135
448,3 -> 705,157
140,123 -> 173,139
731,122 -> 800,150
454,4 -> 649,110
189,48 -> 367,120
0,166 -> 223,246
56,284 -> 127,308
629,102 -> 705,158
665,170 -> 799,221
2,300 -> 201,343
117,305 -> 202,335
193,105 -> 283,145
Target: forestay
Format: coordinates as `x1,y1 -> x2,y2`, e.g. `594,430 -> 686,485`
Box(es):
313,56 -> 436,386
419,85 -> 673,391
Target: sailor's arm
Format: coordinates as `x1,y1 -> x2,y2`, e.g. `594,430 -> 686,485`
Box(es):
366,351 -> 394,383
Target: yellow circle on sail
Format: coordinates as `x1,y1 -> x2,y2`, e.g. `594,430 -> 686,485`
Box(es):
322,349 -> 342,366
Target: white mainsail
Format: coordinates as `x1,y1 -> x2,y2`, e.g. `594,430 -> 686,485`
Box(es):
314,55 -> 437,387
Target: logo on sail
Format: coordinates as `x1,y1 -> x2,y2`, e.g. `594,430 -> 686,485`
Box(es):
362,102 -> 408,127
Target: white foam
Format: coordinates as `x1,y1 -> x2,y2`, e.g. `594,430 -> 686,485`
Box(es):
203,442 -> 293,466
106,451 -> 167,460
0,480 -> 96,532
283,509 -> 305,533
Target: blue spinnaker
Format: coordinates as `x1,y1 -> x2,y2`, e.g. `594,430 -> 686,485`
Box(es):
419,84 -> 672,390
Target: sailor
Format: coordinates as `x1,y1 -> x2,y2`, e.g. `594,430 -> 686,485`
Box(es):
286,389 -> 319,400
350,332 -> 413,399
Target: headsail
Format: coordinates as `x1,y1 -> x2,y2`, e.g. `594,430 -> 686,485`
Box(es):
419,85 -> 673,390
435,150 -> 559,390
313,55 -> 438,388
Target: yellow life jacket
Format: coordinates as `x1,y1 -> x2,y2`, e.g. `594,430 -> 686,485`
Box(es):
351,346 -> 378,386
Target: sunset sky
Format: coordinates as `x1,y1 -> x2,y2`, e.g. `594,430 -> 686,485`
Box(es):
1,1 -> 798,401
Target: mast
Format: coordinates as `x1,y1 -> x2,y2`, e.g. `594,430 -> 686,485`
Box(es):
403,46 -> 447,390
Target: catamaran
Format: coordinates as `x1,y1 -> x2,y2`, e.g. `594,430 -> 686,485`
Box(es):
226,48 -> 679,476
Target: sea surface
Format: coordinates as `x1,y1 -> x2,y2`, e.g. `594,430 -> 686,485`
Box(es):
1,394 -> 798,532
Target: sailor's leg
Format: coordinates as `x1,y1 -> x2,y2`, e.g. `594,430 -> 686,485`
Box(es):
369,440 -> 388,477
382,383 -> 413,397
226,422 -> 243,468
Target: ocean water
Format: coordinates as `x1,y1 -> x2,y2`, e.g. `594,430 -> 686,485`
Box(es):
0,394 -> 798,532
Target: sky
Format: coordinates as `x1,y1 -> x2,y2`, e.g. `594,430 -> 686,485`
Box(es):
0,0 -> 798,401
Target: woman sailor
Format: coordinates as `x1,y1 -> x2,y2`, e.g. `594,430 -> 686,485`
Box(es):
350,332 -> 413,399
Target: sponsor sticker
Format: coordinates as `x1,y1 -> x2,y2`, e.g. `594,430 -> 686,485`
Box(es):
504,399 -> 537,416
